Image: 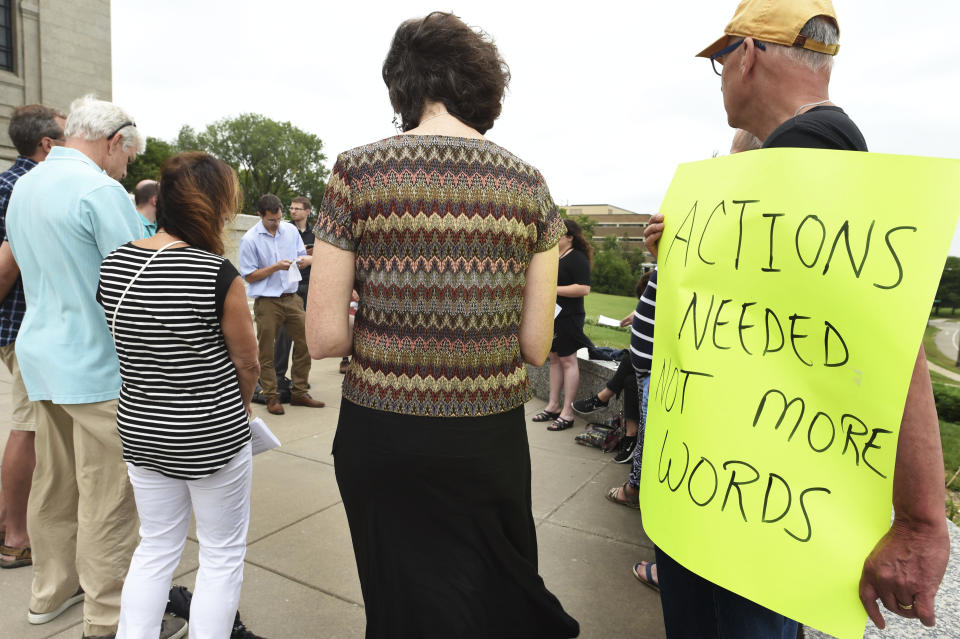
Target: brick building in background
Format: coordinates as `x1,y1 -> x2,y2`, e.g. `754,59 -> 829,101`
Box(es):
564,203 -> 651,250
0,0 -> 111,162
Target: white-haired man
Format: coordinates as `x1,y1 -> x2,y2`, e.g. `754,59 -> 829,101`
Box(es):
644,1 -> 949,636
6,95 -> 187,639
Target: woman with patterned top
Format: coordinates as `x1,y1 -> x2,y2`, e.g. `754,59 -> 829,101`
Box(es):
97,152 -> 260,639
531,218 -> 593,431
307,11 -> 579,639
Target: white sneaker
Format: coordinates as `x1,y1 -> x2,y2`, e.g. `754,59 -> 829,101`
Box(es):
28,586 -> 84,624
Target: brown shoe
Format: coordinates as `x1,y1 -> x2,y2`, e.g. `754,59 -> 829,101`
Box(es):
339,357 -> 350,374
266,397 -> 285,415
290,393 -> 325,408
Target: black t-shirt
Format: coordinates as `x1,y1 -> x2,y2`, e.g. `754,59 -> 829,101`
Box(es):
763,106 -> 867,151
557,249 -> 591,318
296,225 -> 315,292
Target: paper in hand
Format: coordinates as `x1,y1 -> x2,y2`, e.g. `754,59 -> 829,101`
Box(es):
249,417 -> 281,455
286,259 -> 302,287
597,314 -> 622,328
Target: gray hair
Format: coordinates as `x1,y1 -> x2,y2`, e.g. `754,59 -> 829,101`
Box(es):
8,104 -> 65,156
63,94 -> 146,153
772,16 -> 838,73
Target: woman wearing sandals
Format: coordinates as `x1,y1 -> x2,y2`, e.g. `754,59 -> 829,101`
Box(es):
307,12 -> 579,639
98,152 -> 260,639
531,219 -> 593,432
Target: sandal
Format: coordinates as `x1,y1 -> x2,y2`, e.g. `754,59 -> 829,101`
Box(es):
547,417 -> 575,431
633,561 -> 660,593
0,544 -> 32,569
606,482 -> 640,509
531,410 -> 560,422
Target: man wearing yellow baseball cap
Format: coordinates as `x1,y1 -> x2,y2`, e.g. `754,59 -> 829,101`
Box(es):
643,0 -> 950,636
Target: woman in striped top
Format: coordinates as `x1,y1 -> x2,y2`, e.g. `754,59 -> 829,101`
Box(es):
97,152 -> 260,639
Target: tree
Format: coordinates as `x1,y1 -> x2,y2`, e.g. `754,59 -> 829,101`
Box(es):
180,114 -> 329,213
592,236 -> 636,296
121,137 -> 176,191
935,256 -> 960,315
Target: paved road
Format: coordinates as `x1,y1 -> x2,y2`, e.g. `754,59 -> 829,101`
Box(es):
930,318 -> 960,364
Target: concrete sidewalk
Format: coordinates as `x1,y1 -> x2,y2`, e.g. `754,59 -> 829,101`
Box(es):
0,360 -> 665,638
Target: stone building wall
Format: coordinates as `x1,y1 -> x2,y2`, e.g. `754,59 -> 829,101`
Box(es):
0,0 -> 112,163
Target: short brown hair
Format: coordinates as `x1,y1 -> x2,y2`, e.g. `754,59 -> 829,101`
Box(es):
156,152 -> 241,256
382,12 -> 510,134
134,180 -> 158,206
257,194 -> 282,215
291,195 -> 312,210
9,105 -> 64,156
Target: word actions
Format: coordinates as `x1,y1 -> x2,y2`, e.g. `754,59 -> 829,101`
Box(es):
663,199 -> 917,290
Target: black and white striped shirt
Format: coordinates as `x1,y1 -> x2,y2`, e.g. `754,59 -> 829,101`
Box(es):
630,268 -> 657,375
98,243 -> 250,479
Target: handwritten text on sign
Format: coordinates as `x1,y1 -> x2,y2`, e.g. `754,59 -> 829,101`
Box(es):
638,148 -> 960,639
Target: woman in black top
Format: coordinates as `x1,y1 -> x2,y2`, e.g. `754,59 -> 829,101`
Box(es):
532,219 -> 592,430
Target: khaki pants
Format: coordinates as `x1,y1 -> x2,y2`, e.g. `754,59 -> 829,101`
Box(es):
253,294 -> 311,398
0,342 -> 36,430
28,399 -> 138,637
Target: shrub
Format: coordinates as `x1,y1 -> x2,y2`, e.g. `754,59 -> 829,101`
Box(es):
933,383 -> 960,423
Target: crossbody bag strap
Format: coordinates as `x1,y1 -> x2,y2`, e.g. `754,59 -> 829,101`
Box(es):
110,240 -> 187,337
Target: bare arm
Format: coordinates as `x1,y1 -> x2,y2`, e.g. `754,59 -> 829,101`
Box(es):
859,344 -> 950,628
519,246 -> 559,365
0,242 -> 19,301
556,283 -> 590,298
306,241 -> 355,359
244,259 -> 292,284
220,277 -> 260,416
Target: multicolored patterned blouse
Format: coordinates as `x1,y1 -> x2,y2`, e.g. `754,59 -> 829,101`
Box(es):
314,135 -> 564,418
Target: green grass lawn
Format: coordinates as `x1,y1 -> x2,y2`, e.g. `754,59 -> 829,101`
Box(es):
923,323 -> 959,371
930,370 -> 960,386
582,292 -> 638,348
943,420 -> 960,477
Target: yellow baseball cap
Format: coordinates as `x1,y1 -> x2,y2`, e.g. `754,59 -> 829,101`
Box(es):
696,0 -> 840,59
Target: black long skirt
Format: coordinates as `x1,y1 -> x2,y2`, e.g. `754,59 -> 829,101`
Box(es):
334,399 -> 580,639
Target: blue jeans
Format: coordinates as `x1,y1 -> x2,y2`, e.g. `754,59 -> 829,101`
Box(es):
656,546 -> 798,638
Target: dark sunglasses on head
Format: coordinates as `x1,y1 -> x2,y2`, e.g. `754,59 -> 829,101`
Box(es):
107,121 -> 136,139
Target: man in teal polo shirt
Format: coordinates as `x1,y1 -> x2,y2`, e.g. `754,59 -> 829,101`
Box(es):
7,95 -> 187,639
134,179 -> 158,237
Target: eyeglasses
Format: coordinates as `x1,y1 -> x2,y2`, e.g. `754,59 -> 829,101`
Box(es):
289,206 -> 308,212
710,38 -> 766,76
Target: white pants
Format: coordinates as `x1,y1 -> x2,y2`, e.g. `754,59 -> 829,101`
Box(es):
118,443 -> 252,639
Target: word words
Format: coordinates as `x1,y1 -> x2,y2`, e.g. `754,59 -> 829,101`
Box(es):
656,429 -> 831,543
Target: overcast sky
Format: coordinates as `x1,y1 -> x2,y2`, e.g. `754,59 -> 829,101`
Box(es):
111,0 -> 960,252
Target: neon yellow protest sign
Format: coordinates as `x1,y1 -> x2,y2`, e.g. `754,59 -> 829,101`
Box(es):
639,148 -> 960,639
